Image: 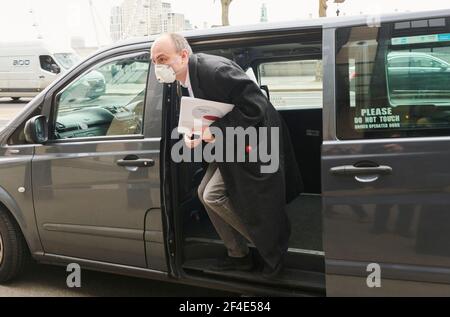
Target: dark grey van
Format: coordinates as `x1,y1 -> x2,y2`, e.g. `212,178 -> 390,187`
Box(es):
1,9 -> 450,296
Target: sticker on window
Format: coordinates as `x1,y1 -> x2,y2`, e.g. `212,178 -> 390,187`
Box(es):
392,33 -> 450,46
353,107 -> 401,130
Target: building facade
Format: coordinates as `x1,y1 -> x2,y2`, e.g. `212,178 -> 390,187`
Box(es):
112,0 -> 188,40
110,6 -> 123,42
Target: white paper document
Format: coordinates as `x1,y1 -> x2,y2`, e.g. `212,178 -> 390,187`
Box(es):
178,97 -> 234,135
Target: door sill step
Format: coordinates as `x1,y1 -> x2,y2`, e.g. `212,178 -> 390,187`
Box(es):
183,258 -> 325,293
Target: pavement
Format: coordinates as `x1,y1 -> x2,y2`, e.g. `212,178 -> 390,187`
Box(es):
0,260 -> 231,297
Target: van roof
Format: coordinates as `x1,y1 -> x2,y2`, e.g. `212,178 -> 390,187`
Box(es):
106,8 -> 450,51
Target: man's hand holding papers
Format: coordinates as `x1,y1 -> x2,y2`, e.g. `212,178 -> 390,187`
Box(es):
179,97 -> 234,147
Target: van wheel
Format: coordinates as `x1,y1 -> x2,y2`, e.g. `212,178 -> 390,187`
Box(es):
11,97 -> 20,101
0,209 -> 28,283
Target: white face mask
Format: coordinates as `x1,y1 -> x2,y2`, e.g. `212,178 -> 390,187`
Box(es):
154,56 -> 182,84
155,64 -> 176,84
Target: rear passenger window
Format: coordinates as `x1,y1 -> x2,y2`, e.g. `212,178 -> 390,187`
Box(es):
259,60 -> 323,109
336,17 -> 450,139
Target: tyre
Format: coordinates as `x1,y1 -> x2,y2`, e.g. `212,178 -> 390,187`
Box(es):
0,208 -> 28,283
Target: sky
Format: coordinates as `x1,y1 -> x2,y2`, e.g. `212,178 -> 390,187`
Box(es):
1,0 -> 450,47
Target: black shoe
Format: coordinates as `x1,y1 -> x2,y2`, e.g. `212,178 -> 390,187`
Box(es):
213,253 -> 254,272
261,260 -> 284,279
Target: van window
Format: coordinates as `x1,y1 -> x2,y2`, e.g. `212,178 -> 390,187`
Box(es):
259,60 -> 323,109
40,55 -> 61,74
53,53 -> 80,70
52,52 -> 149,140
336,18 -> 450,139
386,51 -> 450,106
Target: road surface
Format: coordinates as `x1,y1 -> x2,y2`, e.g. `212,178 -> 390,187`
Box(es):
0,260 -> 232,297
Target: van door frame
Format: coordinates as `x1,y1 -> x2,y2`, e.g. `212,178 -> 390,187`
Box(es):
162,27 -> 326,295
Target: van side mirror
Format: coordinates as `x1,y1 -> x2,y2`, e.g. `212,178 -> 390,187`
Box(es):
24,115 -> 48,144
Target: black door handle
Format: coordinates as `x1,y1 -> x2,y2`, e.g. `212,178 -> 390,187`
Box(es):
116,158 -> 155,168
330,165 -> 392,176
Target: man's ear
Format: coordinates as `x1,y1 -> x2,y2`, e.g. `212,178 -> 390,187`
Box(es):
181,49 -> 189,63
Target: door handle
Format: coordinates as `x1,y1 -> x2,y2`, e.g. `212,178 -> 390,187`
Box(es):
330,165 -> 392,176
116,158 -> 155,168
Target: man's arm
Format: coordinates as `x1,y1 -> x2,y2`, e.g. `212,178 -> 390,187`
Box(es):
209,64 -> 268,131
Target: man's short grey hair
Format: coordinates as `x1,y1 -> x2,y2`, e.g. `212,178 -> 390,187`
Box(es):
167,33 -> 193,55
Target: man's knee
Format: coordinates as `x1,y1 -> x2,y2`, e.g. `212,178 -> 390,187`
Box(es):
203,185 -> 227,207
197,185 -> 205,205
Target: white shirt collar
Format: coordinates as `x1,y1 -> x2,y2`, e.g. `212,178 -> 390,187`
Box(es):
180,67 -> 190,88
180,67 -> 194,97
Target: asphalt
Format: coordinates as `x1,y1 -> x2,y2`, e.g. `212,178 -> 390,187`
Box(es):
0,260 -> 232,297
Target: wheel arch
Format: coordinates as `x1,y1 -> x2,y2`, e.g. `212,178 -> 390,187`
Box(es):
0,186 -> 43,257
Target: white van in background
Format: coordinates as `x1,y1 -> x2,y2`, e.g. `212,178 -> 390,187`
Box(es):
0,40 -> 81,100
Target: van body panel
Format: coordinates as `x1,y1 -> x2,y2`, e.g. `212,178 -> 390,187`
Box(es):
32,138 -> 161,268
145,208 -> 167,271
0,145 -> 43,254
322,13 -> 450,296
327,274 -> 450,296
322,138 -> 450,295
0,55 -> 42,95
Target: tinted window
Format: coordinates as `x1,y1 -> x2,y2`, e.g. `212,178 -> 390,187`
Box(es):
39,55 -> 60,74
53,52 -> 149,140
53,53 -> 80,70
388,56 -> 410,67
336,18 -> 450,139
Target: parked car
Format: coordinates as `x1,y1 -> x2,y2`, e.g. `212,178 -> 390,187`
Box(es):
350,51 -> 450,101
1,9 -> 450,296
386,51 -> 450,104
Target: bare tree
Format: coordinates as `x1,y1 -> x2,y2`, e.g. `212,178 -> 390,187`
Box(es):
319,0 -> 345,17
319,0 -> 328,17
215,0 -> 233,26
